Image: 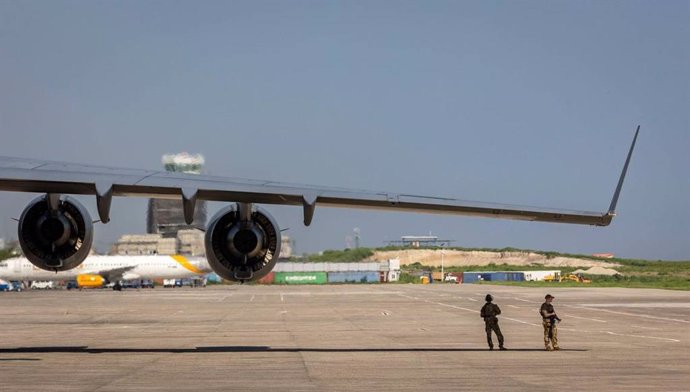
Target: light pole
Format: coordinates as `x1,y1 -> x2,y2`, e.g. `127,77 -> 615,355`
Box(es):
440,243 -> 445,282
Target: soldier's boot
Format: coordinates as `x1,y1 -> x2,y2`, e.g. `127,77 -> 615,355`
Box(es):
545,346 -> 553,351
552,346 -> 560,350
499,346 -> 507,351
489,345 -> 494,351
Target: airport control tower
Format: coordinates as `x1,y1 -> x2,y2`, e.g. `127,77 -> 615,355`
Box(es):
146,153 -> 207,237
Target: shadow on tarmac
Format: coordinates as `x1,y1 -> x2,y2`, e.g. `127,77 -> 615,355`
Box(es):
0,346 -> 587,354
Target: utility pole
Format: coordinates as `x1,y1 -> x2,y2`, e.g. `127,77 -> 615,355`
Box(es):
441,242 -> 445,282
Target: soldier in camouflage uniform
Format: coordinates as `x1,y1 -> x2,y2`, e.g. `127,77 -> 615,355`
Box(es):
540,294 -> 561,351
480,294 -> 506,350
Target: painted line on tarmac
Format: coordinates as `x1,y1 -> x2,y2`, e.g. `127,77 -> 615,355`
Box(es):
568,305 -> 690,324
562,314 -> 607,323
507,304 -> 520,309
216,293 -> 233,302
250,295 -> 255,302
467,298 -> 478,302
605,331 -> 680,343
501,317 -> 541,327
399,293 -> 681,343
278,291 -> 402,296
397,294 -> 475,313
630,325 -> 661,330
399,294 -> 540,326
584,302 -> 690,308
513,297 -> 538,303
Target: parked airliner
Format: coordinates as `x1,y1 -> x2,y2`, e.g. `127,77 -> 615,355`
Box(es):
0,254 -> 212,288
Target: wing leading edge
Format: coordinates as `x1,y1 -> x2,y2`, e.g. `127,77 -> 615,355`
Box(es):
0,127 -> 639,227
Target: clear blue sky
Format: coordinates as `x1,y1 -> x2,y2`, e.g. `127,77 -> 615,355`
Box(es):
1,1 -> 688,260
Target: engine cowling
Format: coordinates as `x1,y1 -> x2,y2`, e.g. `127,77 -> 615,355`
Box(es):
205,204 -> 281,282
17,195 -> 93,272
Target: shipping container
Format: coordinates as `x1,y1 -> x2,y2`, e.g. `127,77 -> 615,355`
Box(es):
205,273 -> 222,283
274,272 -> 327,285
273,262 -> 386,273
462,271 -> 525,283
327,271 -> 380,284
521,270 -> 561,281
256,272 -> 275,284
387,270 -> 401,282
506,272 -> 525,281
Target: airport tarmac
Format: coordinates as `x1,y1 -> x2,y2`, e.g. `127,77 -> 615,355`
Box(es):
1,284 -> 688,391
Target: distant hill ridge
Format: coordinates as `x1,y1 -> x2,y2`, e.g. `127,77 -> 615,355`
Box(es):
370,249 -> 620,268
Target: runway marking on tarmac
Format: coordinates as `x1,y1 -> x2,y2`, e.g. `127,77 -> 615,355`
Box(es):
250,295 -> 255,302
280,293 -> 284,302
501,317 -> 540,327
507,305 -> 520,309
397,294 -> 475,313
412,298 -> 540,327
398,293 -> 540,326
605,331 -> 680,343
395,291 -> 682,343
630,325 -> 661,330
569,306 -> 690,324
513,297 -> 537,303
216,293 -> 233,302
562,314 -> 607,323
276,291 -> 401,296
467,298 -> 478,302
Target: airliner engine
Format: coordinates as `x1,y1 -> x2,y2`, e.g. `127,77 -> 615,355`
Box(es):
17,194 -> 93,272
204,203 -> 281,282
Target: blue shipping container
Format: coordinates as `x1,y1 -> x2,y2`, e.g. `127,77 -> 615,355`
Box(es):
506,272 -> 525,281
327,271 -> 380,284
462,271 -> 525,283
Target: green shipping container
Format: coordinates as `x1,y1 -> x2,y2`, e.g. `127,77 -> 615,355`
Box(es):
274,272 -> 328,285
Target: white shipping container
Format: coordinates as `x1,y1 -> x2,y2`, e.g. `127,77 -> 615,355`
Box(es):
388,259 -> 400,271
521,270 -> 561,281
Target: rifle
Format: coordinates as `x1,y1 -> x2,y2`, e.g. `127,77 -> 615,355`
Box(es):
547,315 -> 562,339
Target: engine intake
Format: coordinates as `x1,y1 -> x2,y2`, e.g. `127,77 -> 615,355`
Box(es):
17,195 -> 93,271
205,204 -> 281,282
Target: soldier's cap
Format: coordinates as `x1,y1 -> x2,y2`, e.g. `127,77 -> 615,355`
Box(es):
485,294 -> 493,302
545,294 -> 555,299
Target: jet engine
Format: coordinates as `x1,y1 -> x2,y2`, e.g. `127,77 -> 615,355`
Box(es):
17,194 -> 93,272
205,203 -> 281,282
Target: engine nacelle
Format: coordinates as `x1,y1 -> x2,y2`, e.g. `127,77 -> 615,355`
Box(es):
205,204 -> 281,282
17,195 -> 93,272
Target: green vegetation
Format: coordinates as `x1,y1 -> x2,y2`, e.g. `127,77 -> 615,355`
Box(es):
286,245 -> 690,289
0,248 -> 14,262
479,274 -> 690,290
295,247 -> 374,263
274,248 -> 690,289
396,272 -> 421,284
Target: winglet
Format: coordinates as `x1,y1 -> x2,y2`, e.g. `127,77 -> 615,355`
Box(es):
607,125 -> 640,214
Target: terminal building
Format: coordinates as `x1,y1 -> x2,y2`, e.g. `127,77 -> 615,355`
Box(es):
386,235 -> 453,248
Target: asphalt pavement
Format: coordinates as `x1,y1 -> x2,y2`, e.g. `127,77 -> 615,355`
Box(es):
1,284 -> 688,391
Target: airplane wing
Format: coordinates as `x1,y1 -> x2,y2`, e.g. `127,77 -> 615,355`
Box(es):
91,266 -> 137,283
0,127 -> 639,227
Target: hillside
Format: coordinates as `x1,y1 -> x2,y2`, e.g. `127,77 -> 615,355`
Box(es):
370,249 -> 620,268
